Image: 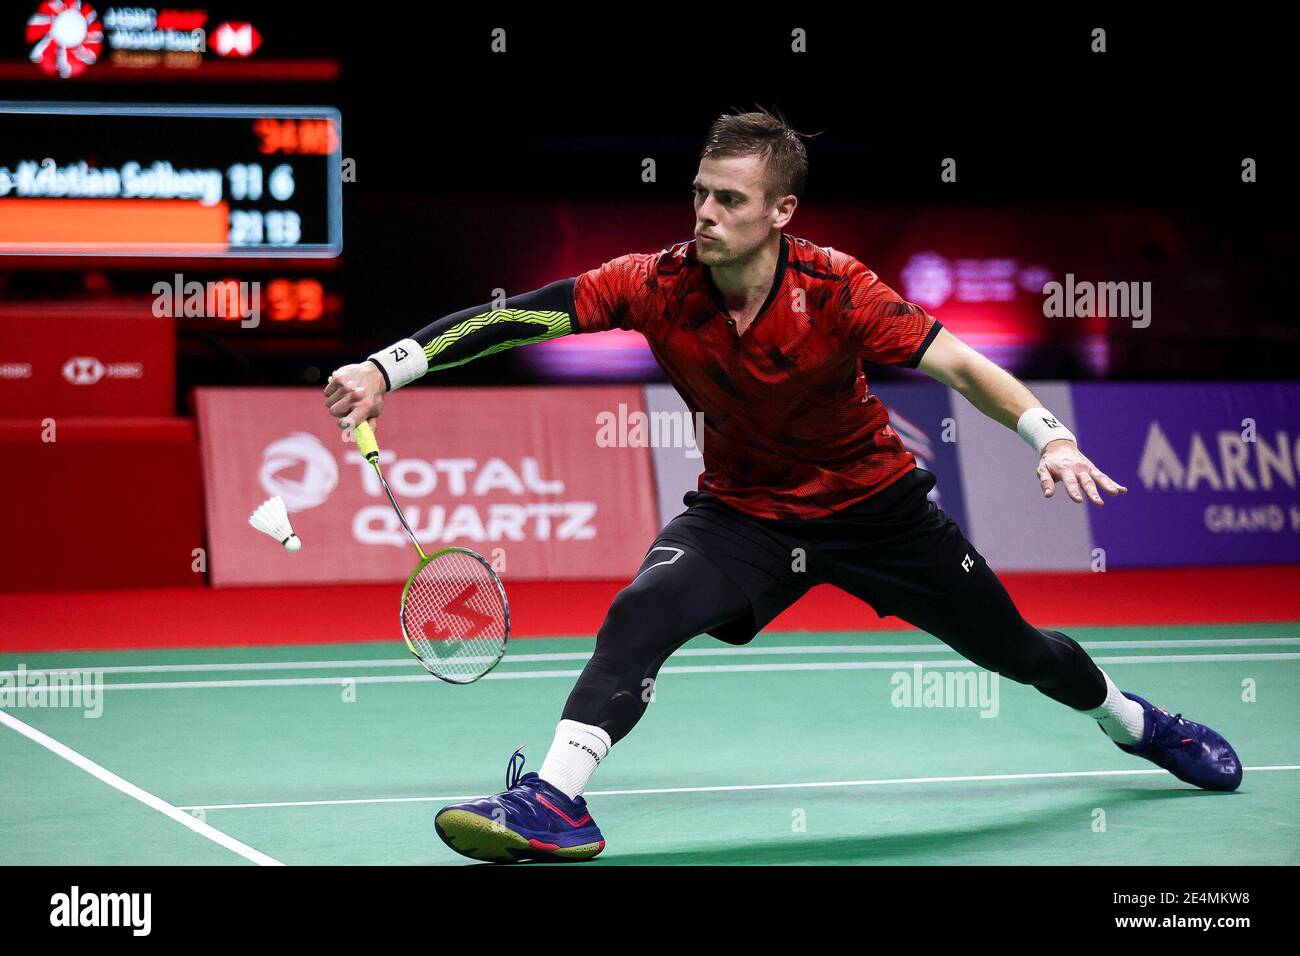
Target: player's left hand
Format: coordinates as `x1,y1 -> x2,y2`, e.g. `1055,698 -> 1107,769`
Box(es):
1036,439 -> 1128,505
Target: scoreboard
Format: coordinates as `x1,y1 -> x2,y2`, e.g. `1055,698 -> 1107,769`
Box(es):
0,103 -> 342,257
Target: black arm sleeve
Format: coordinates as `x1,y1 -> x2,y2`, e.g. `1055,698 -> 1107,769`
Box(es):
368,278 -> 578,389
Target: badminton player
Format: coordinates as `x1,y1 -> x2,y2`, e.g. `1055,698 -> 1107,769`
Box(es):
325,109 -> 1242,863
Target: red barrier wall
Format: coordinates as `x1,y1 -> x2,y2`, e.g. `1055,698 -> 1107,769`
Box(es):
0,418 -> 205,592
0,304 -> 174,416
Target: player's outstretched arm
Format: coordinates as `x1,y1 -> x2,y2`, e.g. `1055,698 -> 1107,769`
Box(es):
326,251 -> 655,429
324,278 -> 580,429
917,326 -> 1128,506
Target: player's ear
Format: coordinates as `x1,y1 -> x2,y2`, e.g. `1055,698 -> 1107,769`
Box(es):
771,193 -> 797,230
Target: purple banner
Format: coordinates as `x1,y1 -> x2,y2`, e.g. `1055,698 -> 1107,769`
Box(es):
873,383 -> 968,532
1071,383 -> 1300,566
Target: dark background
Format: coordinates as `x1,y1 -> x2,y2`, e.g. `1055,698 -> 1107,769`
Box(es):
1,9 -> 1294,399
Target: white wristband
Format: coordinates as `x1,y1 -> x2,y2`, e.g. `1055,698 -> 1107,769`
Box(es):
368,338 -> 428,391
1016,407 -> 1076,455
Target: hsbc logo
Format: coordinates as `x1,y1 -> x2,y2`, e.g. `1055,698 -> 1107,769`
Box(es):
211,21 -> 262,57
62,357 -> 102,384
61,357 -> 144,385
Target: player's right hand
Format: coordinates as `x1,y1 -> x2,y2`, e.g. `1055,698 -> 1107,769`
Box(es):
325,361 -> 387,429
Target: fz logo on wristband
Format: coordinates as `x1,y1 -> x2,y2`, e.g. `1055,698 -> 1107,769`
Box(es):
391,347 -> 409,362
1042,416 -> 1060,429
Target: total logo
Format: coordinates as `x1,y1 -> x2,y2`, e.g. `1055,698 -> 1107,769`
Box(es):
26,1 -> 104,79
61,356 -> 144,385
260,432 -> 338,512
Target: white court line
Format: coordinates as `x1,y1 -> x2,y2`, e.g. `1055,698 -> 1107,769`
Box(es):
3,652 -> 1295,693
177,764 -> 1300,812
27,651 -> 1296,691
4,637 -> 1298,680
0,708 -> 283,866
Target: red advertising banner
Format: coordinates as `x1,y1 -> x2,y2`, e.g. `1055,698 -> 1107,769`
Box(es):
0,304 -> 175,416
196,386 -> 659,585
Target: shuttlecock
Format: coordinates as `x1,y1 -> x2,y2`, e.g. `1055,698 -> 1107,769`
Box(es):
249,496 -> 301,552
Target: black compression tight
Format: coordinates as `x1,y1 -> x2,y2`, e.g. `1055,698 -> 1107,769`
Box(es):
862,559 -> 1108,712
561,547 -> 1107,745
560,546 -> 751,744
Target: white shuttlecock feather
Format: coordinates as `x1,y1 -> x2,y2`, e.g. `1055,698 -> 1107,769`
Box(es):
249,496 -> 301,552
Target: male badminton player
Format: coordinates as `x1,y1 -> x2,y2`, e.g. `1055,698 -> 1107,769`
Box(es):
325,109 -> 1242,863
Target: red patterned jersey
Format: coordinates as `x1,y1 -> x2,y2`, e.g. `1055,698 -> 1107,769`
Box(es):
572,233 -> 942,519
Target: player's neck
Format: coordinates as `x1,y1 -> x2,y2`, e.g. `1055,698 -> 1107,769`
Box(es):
709,233 -> 783,310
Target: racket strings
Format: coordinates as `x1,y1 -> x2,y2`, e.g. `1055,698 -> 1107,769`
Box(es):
402,550 -> 507,682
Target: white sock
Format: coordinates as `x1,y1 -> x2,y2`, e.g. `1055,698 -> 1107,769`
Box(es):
538,719 -> 611,800
1086,670 -> 1146,744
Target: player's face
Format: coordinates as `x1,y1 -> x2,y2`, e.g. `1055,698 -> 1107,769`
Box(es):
692,155 -> 788,266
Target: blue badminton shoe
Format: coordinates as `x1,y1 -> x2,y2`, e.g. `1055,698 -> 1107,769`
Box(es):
1112,692 -> 1242,792
435,748 -> 606,863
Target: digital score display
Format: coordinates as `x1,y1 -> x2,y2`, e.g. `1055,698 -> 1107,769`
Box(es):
0,103 -> 342,257
151,272 -> 341,326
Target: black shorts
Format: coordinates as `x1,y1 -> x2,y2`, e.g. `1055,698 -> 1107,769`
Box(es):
652,467 -> 988,645
571,465 -> 1105,739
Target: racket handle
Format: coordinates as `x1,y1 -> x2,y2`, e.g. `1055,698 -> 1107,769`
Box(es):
325,375 -> 381,464
354,419 -> 380,463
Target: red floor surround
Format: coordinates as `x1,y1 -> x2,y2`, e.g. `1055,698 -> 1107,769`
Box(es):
1,566 -> 1298,653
